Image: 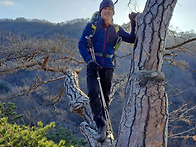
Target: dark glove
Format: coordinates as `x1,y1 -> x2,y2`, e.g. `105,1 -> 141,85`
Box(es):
129,12 -> 138,22
87,60 -> 100,71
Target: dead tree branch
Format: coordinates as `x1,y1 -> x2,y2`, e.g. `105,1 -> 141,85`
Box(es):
166,38 -> 196,50
63,70 -> 128,146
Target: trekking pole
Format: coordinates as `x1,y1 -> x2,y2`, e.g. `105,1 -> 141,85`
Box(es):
86,36 -> 114,141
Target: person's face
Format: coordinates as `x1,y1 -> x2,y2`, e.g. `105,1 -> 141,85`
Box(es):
101,7 -> 114,23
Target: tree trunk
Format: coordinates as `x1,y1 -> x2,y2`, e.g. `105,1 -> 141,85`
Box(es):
116,0 -> 177,147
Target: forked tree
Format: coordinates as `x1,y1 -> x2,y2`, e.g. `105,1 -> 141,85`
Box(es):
64,0 -> 178,146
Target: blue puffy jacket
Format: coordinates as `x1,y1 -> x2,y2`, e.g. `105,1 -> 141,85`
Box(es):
78,17 -> 136,68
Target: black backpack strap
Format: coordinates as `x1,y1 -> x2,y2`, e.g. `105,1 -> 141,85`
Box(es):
90,11 -> 100,37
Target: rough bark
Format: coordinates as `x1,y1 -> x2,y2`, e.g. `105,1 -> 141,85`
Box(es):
116,0 -> 177,147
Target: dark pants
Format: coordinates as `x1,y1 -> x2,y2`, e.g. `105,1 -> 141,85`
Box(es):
87,67 -> 114,128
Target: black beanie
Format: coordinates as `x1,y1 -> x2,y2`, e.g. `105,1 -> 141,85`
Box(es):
99,0 -> 114,12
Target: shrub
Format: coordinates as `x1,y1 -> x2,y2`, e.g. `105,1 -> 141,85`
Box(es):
0,101 -> 23,123
46,125 -> 87,147
0,117 -> 68,146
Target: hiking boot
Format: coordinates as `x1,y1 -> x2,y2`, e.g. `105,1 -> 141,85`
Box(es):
96,125 -> 107,143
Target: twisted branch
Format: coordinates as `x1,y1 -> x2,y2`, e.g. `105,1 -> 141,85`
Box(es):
64,70 -> 128,146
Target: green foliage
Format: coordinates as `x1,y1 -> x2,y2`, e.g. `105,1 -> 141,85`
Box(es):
0,101 -> 23,124
0,102 -> 81,146
46,125 -> 87,147
0,117 -> 69,147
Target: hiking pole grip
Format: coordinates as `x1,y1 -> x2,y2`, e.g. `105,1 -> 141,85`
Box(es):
85,35 -> 96,61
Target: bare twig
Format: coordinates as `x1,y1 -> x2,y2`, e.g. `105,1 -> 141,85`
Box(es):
114,0 -> 119,5
169,127 -> 196,138
166,38 -> 196,50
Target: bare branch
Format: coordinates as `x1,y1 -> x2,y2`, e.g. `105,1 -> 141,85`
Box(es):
50,86 -> 65,110
63,70 -> 129,146
166,38 -> 196,50
114,0 -> 119,5
164,58 -> 196,72
0,75 -> 65,100
169,127 -> 196,138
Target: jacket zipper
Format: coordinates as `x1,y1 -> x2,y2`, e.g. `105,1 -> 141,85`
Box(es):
102,28 -> 108,66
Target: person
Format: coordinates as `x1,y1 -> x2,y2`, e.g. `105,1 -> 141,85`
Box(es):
78,0 -> 137,142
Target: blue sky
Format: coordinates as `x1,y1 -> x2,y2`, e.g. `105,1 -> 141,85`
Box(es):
0,0 -> 195,32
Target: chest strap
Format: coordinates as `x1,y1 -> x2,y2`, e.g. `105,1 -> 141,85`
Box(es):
95,52 -> 113,58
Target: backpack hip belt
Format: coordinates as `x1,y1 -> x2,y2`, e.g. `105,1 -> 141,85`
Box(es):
95,52 -> 113,58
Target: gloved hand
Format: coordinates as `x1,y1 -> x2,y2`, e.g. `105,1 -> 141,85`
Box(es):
129,12 -> 138,22
87,60 -> 100,71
